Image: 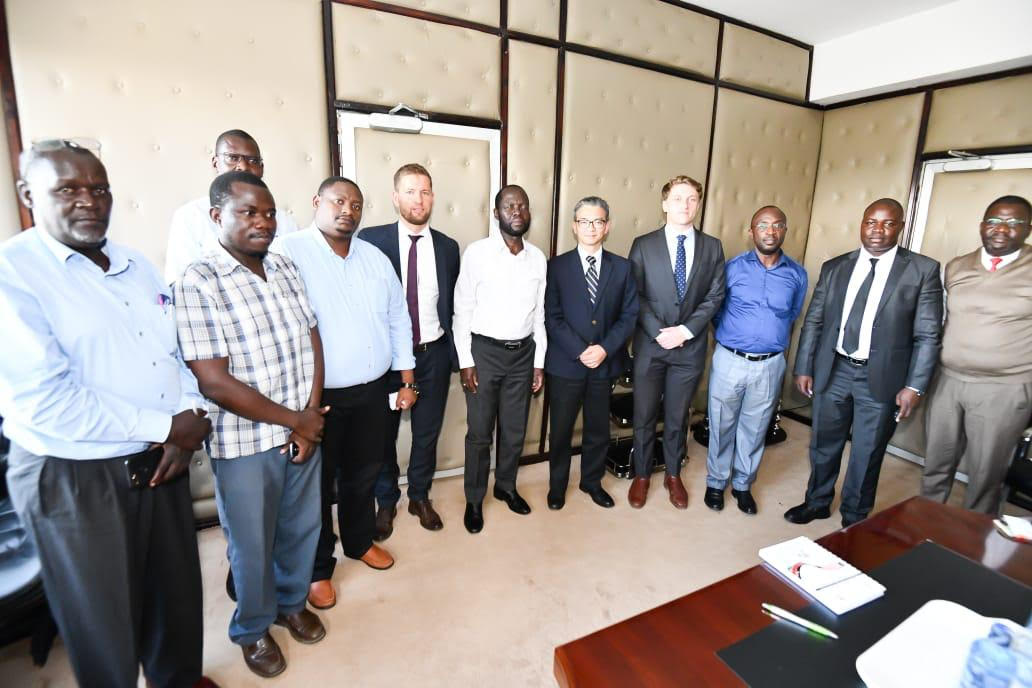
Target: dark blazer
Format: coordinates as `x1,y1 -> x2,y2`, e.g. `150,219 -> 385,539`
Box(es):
794,246 -> 943,402
544,248 -> 639,379
358,222 -> 461,370
628,227 -> 726,365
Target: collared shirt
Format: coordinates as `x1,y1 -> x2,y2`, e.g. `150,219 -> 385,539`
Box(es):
278,225 -> 415,388
164,195 -> 299,285
174,245 -> 316,459
715,250 -> 808,354
576,244 -> 603,279
453,235 -> 547,369
395,220 -> 443,344
980,246 -> 1022,271
836,244 -> 899,358
0,227 -> 203,459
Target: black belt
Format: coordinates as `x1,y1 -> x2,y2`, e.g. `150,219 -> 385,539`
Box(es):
723,345 -> 780,362
836,352 -> 868,366
413,336 -> 445,354
473,333 -> 533,351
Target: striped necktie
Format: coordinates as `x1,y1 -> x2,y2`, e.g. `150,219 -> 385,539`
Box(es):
586,255 -> 598,305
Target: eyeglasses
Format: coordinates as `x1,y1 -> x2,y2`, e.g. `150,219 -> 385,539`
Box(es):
219,152 -> 263,166
984,217 -> 1028,228
575,218 -> 607,229
31,138 -> 102,157
754,222 -> 787,231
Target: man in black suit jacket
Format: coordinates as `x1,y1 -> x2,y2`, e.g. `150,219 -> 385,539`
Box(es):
359,163 -> 460,537
544,196 -> 639,510
627,175 -> 726,510
786,198 -> 942,527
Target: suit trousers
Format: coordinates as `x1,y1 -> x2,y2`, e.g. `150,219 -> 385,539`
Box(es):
463,335 -> 534,502
547,373 -> 612,495
632,344 -> 701,476
6,444 -> 203,688
375,337 -> 452,507
314,377 -> 390,580
806,356 -> 898,520
921,372 -> 1032,514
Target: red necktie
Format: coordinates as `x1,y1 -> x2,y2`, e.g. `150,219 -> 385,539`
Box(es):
990,257 -> 1002,272
407,235 -> 422,346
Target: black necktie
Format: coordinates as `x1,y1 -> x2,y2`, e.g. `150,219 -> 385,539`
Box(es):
841,258 -> 879,355
585,255 -> 598,305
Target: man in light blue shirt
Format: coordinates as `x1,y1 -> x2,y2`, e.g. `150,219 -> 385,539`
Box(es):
0,141 -> 214,688
276,176 -> 417,610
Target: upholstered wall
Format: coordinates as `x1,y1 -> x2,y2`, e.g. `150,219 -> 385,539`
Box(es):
924,72 -> 1032,152
508,0 -> 559,38
719,24 -> 809,101
0,123 -> 16,238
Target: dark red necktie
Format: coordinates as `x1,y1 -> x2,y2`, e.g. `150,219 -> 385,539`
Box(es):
407,235 -> 422,346
990,257 -> 1002,272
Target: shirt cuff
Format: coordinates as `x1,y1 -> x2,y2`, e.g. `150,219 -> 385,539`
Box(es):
679,325 -> 694,340
458,351 -> 475,369
136,409 -> 174,444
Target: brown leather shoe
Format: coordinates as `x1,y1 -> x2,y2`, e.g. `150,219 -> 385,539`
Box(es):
359,543 -> 395,570
307,579 -> 336,609
374,504 -> 397,542
274,608 -> 326,644
408,499 -> 444,531
241,631 -> 286,678
193,679 -> 220,688
664,474 -> 688,509
628,476 -> 650,509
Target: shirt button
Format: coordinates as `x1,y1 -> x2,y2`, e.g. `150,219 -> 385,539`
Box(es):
152,361 -> 157,367
160,393 -> 165,399
124,301 -> 130,306
592,319 -> 597,325
138,331 -> 144,337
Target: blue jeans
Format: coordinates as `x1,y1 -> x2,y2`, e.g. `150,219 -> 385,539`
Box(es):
211,445 -> 321,645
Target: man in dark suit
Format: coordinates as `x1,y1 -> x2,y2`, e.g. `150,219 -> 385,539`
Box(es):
627,175 -> 726,510
360,163 -> 460,538
544,196 -> 639,510
787,198 -> 942,527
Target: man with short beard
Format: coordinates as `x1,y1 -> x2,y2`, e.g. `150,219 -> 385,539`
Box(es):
453,185 -> 546,534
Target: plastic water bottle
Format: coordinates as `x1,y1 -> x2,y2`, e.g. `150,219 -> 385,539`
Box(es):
960,638 -> 1016,688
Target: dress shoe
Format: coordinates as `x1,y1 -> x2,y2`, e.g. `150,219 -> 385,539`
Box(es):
783,502 -> 831,524
226,569 -> 236,602
193,678 -> 220,688
359,543 -> 394,570
664,474 -> 688,509
493,486 -> 532,515
274,608 -> 326,644
841,514 -> 863,528
704,487 -> 724,511
628,476 -> 650,509
373,504 -> 397,542
580,485 -> 615,508
464,502 -> 483,533
241,632 -> 285,678
307,579 -> 336,609
408,499 -> 443,531
731,489 -> 757,515
547,492 -> 565,510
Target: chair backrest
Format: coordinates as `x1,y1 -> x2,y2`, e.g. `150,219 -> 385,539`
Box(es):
1004,425 -> 1032,511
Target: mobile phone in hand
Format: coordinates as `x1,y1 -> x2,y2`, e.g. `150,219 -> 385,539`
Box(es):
288,442 -> 300,459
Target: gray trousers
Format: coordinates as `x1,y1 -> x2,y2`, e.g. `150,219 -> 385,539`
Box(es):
922,372 -> 1032,514
463,335 -> 534,502
632,344 -> 701,476
6,444 -> 203,688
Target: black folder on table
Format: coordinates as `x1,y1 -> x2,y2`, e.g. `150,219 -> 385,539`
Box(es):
717,541 -> 1032,688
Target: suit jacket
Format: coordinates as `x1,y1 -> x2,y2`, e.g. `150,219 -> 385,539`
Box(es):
794,246 -> 943,402
544,248 -> 639,379
358,222 -> 461,371
628,227 -> 726,365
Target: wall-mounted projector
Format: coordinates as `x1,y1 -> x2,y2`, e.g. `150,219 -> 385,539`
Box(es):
369,103 -> 425,134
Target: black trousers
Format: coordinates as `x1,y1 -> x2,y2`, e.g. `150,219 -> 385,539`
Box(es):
806,356 -> 898,520
313,375 -> 389,580
631,344 -> 702,476
375,337 -> 452,506
463,335 -> 534,502
5,444 -> 203,688
547,374 -> 612,495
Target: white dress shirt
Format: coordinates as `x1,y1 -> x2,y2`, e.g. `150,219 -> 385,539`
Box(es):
577,244 -> 602,279
663,223 -> 696,340
396,220 -> 444,345
164,195 -> 299,285
836,245 -> 899,358
453,235 -> 547,369
980,246 -> 1022,271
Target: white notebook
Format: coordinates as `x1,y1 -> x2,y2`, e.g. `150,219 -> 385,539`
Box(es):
759,536 -> 886,615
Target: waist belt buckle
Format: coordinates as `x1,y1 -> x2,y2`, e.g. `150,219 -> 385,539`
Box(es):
504,341 -> 521,351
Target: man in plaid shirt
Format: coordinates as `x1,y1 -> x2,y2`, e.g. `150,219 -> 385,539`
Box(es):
174,171 -> 328,679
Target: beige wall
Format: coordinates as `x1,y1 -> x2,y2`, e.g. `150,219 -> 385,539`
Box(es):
925,73 -> 1032,153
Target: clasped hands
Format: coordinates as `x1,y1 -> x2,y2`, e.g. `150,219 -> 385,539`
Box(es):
655,326 -> 689,350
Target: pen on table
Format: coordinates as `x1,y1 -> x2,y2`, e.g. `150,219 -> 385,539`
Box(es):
761,603 -> 839,640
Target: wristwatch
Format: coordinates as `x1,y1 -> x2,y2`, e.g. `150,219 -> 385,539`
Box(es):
401,382 -> 420,395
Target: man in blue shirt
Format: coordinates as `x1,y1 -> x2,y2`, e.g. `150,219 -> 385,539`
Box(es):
704,206 -> 807,514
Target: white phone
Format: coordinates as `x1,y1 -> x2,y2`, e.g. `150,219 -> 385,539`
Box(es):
388,391 -> 399,410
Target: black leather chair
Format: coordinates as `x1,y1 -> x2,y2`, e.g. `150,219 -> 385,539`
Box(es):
1003,425 -> 1032,512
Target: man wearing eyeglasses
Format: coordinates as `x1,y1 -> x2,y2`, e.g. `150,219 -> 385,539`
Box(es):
164,129 -> 299,284
922,195 -> 1032,514
703,206 -> 806,515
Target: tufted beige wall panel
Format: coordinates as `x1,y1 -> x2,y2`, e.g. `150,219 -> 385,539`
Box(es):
7,0 -> 327,268
507,41 -> 558,230
924,73 -> 1032,153
566,0 -> 718,77
508,0 -> 560,39
557,53 -> 714,258
718,25 -> 809,101
378,0 -> 498,26
0,125 -> 17,238
332,4 -> 500,120
702,88 -> 822,262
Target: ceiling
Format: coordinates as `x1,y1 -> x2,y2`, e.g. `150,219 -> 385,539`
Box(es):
681,0 -> 957,44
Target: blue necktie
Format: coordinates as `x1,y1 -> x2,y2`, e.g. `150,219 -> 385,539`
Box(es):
674,235 -> 688,301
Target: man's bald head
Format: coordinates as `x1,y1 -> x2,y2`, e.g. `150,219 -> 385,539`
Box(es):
860,198 -> 904,256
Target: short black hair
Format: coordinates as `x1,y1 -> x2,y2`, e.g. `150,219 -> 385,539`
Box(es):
986,195 -> 1031,218
209,171 -> 268,209
215,129 -> 257,150
317,175 -> 361,196
864,197 -> 904,219
494,184 -> 528,210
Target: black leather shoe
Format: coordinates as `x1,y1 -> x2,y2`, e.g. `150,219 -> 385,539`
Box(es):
704,487 -> 725,511
464,502 -> 483,533
783,502 -> 831,524
373,504 -> 397,542
580,486 -> 615,508
493,487 -> 531,515
226,569 -> 236,602
547,492 -> 565,510
731,489 -> 757,515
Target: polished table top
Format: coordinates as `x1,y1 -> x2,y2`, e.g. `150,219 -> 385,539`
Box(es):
553,497 -> 1032,688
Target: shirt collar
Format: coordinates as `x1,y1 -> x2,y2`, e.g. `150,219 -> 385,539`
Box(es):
492,233 -> 526,257
35,226 -> 131,275
577,244 -> 602,264
980,246 -> 1023,266
663,224 -> 695,241
398,218 -> 430,237
212,240 -> 279,277
747,248 -> 786,269
858,243 -> 898,265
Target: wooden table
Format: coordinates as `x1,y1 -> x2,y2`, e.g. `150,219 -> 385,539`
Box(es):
553,497 -> 1032,687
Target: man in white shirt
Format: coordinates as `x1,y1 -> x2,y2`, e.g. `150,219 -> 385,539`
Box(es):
163,129 -> 298,284
453,185 -> 546,534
